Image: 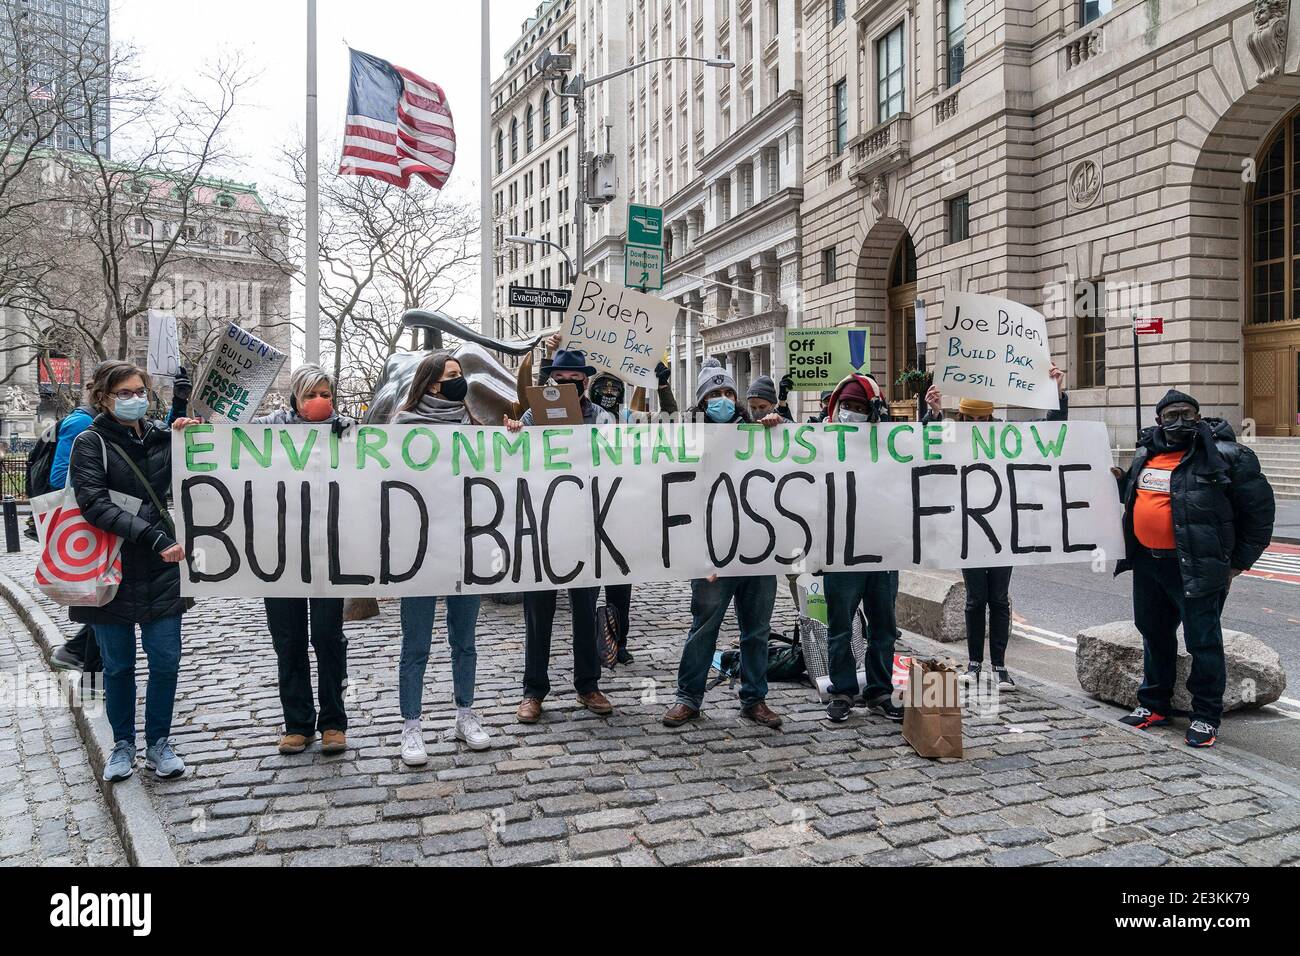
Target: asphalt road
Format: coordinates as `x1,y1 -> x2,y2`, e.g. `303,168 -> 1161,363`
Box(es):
1004,550 -> 1300,783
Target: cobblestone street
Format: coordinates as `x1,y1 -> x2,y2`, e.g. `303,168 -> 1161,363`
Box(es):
2,546 -> 1299,867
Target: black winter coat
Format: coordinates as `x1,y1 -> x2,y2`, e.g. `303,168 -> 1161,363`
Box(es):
1115,419 -> 1275,598
67,414 -> 185,625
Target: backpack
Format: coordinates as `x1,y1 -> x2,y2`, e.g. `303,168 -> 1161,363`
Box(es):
25,407 -> 92,499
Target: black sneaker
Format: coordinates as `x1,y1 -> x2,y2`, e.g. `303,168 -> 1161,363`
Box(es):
994,668 -> 1016,691
1185,720 -> 1217,748
825,697 -> 853,723
1120,706 -> 1172,730
866,695 -> 904,722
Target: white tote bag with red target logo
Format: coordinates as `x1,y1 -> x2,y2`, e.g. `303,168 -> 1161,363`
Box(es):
30,432 -> 142,607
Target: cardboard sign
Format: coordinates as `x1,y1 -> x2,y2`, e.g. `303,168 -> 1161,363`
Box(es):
784,328 -> 871,391
556,274 -> 675,389
526,384 -> 583,425
190,322 -> 287,423
174,420 -> 1124,598
146,310 -> 181,380
936,291 -> 1058,411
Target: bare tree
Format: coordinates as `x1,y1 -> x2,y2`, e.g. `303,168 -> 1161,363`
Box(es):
255,141 -> 478,407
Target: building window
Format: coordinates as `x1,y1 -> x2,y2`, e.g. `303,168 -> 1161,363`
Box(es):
1080,0 -> 1113,27
947,193 -> 970,243
947,0 -> 966,87
833,0 -> 846,25
877,24 -> 906,123
833,79 -> 848,155
823,247 -> 838,283
1075,280 -> 1107,389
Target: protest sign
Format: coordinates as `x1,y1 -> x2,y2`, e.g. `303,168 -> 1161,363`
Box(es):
175,420 -> 1123,598
146,310 -> 181,380
784,328 -> 871,391
556,274 -> 675,389
936,291 -> 1058,411
191,322 -> 288,423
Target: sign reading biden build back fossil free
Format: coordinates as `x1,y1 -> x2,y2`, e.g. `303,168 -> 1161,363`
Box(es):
937,290 -> 1058,411
174,421 -> 1123,598
555,274 -> 675,389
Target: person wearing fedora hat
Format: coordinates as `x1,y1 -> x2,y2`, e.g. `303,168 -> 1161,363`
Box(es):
921,365 -> 1069,693
505,346 -> 616,724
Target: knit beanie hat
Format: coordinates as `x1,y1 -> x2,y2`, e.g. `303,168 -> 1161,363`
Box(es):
696,356 -> 736,405
746,375 -> 778,404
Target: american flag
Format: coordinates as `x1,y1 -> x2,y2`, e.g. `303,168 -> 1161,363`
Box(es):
338,48 -> 455,191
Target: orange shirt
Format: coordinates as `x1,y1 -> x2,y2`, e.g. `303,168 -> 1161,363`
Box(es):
1133,450 -> 1185,549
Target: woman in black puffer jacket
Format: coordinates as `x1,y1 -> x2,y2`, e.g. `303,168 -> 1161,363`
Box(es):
68,361 -> 199,783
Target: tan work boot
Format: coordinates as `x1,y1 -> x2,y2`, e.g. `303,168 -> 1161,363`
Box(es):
278,733 -> 314,755
321,729 -> 347,754
516,697 -> 543,724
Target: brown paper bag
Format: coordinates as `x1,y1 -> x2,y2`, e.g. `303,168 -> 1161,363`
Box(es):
901,657 -> 964,759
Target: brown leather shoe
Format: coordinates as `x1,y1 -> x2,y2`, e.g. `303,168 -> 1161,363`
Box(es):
662,703 -> 699,727
320,729 -> 347,754
278,733 -> 314,755
741,701 -> 783,728
577,690 -> 613,715
516,697 -> 543,723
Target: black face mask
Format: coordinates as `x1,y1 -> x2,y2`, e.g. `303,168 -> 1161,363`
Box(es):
437,376 -> 468,403
1162,421 -> 1195,446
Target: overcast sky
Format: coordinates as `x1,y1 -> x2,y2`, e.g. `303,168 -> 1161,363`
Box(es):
111,0 -> 540,330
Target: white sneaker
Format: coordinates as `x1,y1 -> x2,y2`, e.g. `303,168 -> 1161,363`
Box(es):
400,725 -> 428,766
455,711 -> 491,751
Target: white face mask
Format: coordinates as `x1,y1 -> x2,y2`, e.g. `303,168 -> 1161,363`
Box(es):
836,408 -> 870,424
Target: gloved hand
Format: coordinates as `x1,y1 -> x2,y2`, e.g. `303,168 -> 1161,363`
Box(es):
170,367 -> 192,419
778,374 -> 793,402
331,415 -> 355,438
655,361 -> 671,387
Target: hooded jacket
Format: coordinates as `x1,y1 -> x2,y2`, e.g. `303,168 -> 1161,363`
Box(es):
1115,418 -> 1274,597
67,414 -> 185,625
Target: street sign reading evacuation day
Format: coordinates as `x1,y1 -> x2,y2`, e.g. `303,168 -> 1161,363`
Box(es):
508,286 -> 572,312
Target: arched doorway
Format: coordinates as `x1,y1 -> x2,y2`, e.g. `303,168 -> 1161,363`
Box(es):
887,234 -> 918,403
1245,106 -> 1300,435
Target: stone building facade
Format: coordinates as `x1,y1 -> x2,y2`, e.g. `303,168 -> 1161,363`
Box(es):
488,0 -> 580,358
799,0 -> 1300,440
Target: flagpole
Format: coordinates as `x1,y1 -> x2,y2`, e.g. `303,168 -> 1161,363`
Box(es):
480,0 -> 492,342
305,0 -> 320,365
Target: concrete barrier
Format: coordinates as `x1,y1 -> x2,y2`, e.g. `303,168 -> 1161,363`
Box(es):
897,569 -> 966,644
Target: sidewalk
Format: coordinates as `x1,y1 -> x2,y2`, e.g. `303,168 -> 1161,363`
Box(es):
2,544 -> 1299,867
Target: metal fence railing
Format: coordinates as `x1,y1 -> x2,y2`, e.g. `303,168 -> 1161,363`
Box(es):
1,456 -> 28,502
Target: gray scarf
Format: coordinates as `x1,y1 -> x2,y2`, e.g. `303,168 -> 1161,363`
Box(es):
392,392 -> 470,425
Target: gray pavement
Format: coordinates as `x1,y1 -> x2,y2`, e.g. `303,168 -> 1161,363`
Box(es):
2,543 -> 1300,866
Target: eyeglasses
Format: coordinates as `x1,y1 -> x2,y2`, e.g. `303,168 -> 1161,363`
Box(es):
1159,408 -> 1197,425
111,388 -> 148,400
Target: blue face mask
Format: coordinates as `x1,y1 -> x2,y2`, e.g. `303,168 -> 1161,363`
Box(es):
705,397 -> 735,423
113,396 -> 149,422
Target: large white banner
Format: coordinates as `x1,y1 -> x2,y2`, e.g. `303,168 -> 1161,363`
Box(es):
174,421 -> 1124,598
555,274 -> 675,389
936,290 -> 1058,411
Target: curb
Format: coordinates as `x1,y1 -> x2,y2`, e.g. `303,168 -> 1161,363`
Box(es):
0,570 -> 179,867
900,628 -> 1300,801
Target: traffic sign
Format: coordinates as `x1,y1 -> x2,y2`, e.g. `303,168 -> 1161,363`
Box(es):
624,245 -> 664,290
627,203 -> 663,248
1134,316 -> 1164,335
508,286 -> 572,312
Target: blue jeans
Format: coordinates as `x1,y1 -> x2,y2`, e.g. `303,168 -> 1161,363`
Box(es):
399,594 -> 481,717
825,570 -> 898,702
675,575 -> 775,710
95,615 -> 183,746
